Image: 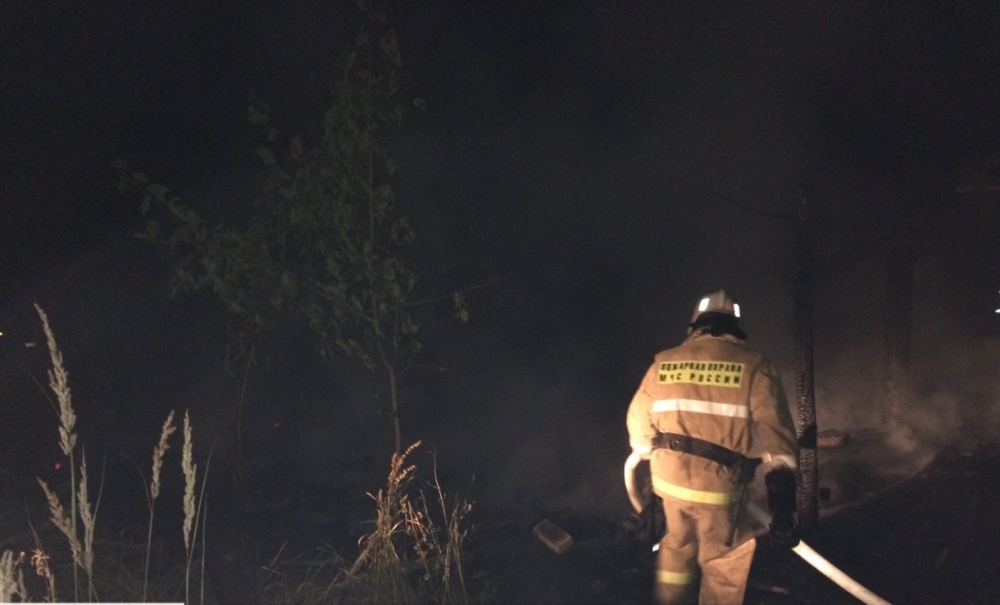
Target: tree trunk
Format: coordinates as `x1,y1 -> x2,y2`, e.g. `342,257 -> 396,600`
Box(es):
794,198 -> 819,530
388,365 -> 402,456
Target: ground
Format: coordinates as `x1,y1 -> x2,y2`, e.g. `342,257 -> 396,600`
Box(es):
464,437 -> 1000,605
3,432 -> 997,604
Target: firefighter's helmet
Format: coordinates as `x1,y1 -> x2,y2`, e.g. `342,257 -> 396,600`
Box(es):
689,289 -> 740,328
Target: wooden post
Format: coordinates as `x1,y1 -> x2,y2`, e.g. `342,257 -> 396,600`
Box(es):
794,193 -> 819,530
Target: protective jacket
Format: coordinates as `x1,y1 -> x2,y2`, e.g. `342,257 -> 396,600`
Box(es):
627,330 -> 798,507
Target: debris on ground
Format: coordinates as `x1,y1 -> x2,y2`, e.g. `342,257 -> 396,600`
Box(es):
533,518 -> 574,554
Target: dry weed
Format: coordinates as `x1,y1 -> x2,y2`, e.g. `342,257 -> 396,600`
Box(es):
331,441 -> 472,604
31,548 -> 56,603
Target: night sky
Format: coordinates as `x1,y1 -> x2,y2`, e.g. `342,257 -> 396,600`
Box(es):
3,2 -> 1000,517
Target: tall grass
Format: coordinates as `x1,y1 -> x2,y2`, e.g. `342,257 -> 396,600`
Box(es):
3,306 -> 476,603
182,410 -> 213,605
13,306 -> 212,603
144,410 -> 176,601
256,442 -> 475,605
34,303 -> 97,601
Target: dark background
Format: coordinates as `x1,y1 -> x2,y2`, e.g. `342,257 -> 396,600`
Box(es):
3,1 -> 1000,525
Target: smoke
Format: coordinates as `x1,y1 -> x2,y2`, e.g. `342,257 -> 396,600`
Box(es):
906,254 -> 1000,448
807,247 -> 1000,486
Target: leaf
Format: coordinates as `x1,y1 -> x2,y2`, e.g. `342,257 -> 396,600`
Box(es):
401,315 -> 420,335
248,101 -> 269,125
257,146 -> 277,168
136,220 -> 161,242
454,292 -> 469,323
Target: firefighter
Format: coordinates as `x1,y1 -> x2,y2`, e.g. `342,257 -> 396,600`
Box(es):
626,289 -> 799,605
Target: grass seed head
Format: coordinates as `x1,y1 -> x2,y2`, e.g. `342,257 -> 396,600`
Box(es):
182,410 -> 197,551
37,479 -> 83,569
35,304 -> 77,456
151,410 -> 177,501
77,452 -> 96,574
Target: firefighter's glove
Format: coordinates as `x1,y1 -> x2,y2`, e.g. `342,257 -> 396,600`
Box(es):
639,493 -> 666,546
765,467 -> 799,549
768,511 -> 800,549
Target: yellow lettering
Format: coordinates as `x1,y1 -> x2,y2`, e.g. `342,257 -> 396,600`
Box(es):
656,360 -> 746,387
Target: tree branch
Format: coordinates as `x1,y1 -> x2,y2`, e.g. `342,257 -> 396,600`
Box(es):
394,278 -> 503,311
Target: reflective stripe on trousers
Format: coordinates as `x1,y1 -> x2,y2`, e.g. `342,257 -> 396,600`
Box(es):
657,569 -> 698,586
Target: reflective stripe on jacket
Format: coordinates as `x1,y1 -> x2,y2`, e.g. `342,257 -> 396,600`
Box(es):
627,331 -> 798,506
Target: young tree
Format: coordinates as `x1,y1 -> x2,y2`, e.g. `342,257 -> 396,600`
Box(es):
129,2 -> 473,457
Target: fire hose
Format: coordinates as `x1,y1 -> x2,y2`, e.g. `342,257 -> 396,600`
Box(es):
624,452 -> 893,605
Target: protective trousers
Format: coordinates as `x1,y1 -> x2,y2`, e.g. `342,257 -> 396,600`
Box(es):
654,500 -> 756,605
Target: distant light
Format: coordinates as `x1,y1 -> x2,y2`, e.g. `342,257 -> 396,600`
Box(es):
698,298 -> 709,312
652,543 -> 659,552
25,342 -> 36,348
733,303 -> 741,318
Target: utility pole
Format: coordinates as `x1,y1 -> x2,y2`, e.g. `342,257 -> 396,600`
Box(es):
794,191 -> 819,530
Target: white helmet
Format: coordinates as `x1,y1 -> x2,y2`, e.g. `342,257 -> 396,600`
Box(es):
689,289 -> 740,327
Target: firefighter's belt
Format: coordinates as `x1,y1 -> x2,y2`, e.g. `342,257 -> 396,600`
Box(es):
652,432 -> 762,485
